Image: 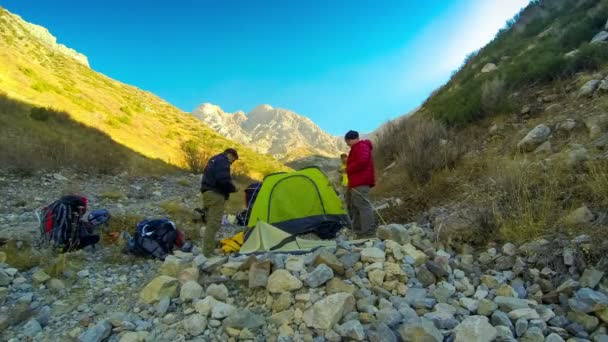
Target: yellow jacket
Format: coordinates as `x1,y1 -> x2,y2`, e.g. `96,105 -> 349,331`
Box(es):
339,163 -> 348,186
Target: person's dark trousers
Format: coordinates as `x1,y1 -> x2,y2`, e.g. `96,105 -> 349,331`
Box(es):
349,186 -> 376,236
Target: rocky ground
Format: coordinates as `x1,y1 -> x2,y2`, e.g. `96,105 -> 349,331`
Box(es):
1,206 -> 608,341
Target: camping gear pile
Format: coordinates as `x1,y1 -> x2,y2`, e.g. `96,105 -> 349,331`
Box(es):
37,195 -> 110,252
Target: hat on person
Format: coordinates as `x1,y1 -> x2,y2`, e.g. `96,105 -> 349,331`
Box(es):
344,130 -> 359,140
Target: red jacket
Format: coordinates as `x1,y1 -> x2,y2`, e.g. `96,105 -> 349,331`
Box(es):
346,140 -> 375,188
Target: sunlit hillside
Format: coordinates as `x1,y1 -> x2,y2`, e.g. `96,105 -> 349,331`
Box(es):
0,7 -> 287,178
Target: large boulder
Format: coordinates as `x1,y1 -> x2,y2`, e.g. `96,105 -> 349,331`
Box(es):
481,63 -> 498,73
453,315 -> 497,342
517,124 -> 551,152
303,292 -> 355,330
565,206 -> 594,225
266,270 -> 302,293
579,80 -> 601,97
139,276 -> 179,304
591,31 -> 608,44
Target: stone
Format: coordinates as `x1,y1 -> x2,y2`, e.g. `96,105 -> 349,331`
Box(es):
78,320 -> 112,342
326,278 -> 356,295
377,308 -> 403,327
303,292 -> 355,330
182,314 -> 207,336
586,114 -> 608,139
180,280 -> 203,301
494,296 -> 533,311
425,260 -> 449,278
565,206 -> 594,225
416,266 -> 436,286
368,322 -> 397,342
273,292 -> 293,312
591,31 -> 608,44
177,267 -> 199,284
32,270 -> 51,285
491,311 -> 514,330
402,244 -> 428,265
47,278 -> 65,292
567,311 -> 599,332
267,270 -> 303,293
429,282 -> 452,304
521,326 -> 544,342
377,224 -> 410,244
313,250 -> 345,275
477,299 -> 498,316
361,247 -> 385,263
249,260 -> 271,288
569,288 -> 608,313
545,333 -> 565,342
556,278 -> 579,293
157,296 -> 171,316
580,79 -> 601,97
398,320 -> 443,342
460,297 -> 479,312
518,124 -> 551,152
336,320 -> 366,340
119,332 -> 147,342
0,252 -> 5,263
509,308 -> 540,320
270,309 -> 294,326
453,315 -> 497,342
207,283 -> 229,301
193,254 -> 207,268
285,256 -> 305,272
481,63 -> 498,73
159,255 -> 188,277
369,269 -> 385,287
516,317 -> 529,337
223,308 -> 265,329
424,311 -> 459,330
580,269 -> 604,289
496,284 -> 517,297
23,319 -> 42,338
304,264 -> 334,288
139,276 -> 178,304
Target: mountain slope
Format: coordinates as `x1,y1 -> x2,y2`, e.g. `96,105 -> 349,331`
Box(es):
192,103 -> 347,161
0,7 -> 287,179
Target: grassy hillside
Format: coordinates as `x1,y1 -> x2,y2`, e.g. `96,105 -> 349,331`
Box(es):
421,0 -> 608,125
0,7 -> 287,179
374,0 -> 608,246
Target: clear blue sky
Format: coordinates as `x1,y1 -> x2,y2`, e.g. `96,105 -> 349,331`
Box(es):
3,0 -> 528,135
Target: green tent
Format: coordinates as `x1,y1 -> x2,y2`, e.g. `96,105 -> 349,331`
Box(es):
240,221 -> 337,254
246,167 -> 350,238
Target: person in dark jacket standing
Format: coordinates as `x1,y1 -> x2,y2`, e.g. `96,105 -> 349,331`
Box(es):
200,148 -> 239,256
344,130 -> 376,238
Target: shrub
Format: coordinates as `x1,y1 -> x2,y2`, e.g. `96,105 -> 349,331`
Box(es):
181,139 -> 210,173
375,117 -> 464,184
565,43 -> 608,73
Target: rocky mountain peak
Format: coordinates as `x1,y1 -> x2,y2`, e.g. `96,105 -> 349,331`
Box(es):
3,9 -> 89,67
191,103 -> 347,161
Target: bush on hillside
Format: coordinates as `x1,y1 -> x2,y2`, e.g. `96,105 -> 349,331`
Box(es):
181,139 -> 210,174
375,117 -> 464,184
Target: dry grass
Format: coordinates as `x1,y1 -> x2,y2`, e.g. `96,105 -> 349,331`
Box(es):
99,190 -> 125,200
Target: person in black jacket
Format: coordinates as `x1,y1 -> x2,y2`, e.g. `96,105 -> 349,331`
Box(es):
200,148 -> 239,256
